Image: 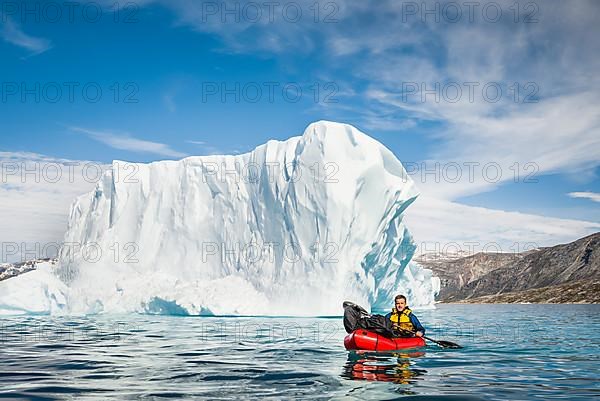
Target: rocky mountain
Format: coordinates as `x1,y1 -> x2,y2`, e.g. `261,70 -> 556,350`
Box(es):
414,251 -> 524,300
419,232 -> 600,303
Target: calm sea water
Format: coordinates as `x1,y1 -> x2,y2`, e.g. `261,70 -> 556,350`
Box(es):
1,304 -> 599,400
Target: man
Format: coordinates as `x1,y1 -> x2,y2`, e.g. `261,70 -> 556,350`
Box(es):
385,294 -> 425,337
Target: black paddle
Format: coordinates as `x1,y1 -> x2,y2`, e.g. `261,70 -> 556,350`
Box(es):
397,328 -> 462,349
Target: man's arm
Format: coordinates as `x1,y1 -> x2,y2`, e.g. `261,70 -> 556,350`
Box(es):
410,314 -> 425,335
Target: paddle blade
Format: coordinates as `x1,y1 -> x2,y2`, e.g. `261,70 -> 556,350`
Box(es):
436,340 -> 462,349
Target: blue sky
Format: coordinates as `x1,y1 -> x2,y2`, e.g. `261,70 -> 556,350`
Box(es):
1,0 -> 599,257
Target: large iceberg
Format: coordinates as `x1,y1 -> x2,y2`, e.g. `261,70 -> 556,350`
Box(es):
1,121 -> 439,315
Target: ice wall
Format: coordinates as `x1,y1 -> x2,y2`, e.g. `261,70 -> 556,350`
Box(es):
3,121 -> 439,315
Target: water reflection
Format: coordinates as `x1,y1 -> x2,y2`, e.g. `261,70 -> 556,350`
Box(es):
342,350 -> 427,384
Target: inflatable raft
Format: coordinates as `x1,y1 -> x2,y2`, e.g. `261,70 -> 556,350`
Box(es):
344,329 -> 426,351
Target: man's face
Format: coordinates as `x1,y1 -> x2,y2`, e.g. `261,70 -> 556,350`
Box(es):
395,298 -> 406,311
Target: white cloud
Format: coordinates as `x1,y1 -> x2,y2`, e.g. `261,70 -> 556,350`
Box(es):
405,195 -> 600,256
71,127 -> 188,158
378,90 -> 600,200
568,192 -> 600,203
139,0 -> 318,54
0,152 -> 104,262
1,18 -> 52,55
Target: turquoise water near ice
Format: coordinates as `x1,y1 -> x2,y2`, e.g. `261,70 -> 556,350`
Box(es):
1,304 -> 599,400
